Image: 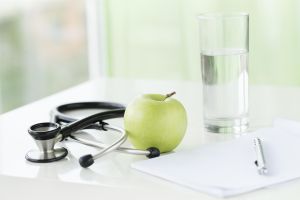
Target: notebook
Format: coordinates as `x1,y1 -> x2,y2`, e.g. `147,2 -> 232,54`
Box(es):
132,119 -> 300,197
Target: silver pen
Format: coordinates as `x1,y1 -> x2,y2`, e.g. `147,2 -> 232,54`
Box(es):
253,137 -> 268,175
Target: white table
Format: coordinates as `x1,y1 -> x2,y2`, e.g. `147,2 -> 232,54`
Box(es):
1,78 -> 300,200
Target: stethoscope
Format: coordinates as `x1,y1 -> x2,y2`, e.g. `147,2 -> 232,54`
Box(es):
25,102 -> 160,168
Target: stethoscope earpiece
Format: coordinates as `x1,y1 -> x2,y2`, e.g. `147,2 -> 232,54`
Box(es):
25,122 -> 68,163
79,154 -> 94,168
146,147 -> 160,159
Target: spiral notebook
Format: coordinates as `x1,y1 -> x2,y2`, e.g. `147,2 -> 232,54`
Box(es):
132,119 -> 300,197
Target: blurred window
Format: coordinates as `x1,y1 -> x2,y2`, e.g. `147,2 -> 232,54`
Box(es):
0,0 -> 88,113
3,0 -> 300,113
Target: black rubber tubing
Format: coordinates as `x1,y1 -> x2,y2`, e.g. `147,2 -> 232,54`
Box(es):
52,102 -> 125,124
59,109 -> 125,140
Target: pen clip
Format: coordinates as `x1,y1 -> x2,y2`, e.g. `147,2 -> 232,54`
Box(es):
254,137 -> 268,175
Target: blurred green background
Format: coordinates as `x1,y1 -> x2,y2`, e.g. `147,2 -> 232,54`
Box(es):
105,0 -> 300,84
0,0 -> 88,112
1,0 -> 300,113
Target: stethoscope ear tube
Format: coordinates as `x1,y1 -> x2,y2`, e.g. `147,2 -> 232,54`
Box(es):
59,109 -> 125,141
78,124 -> 128,168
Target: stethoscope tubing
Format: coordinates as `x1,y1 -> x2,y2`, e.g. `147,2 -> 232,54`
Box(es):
52,102 -> 151,156
59,109 -> 125,140
69,125 -> 150,156
48,101 -> 160,168
91,124 -> 127,159
51,102 -> 125,124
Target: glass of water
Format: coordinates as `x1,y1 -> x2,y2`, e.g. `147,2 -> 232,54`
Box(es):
198,12 -> 249,133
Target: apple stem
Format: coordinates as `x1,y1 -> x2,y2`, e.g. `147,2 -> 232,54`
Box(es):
164,91 -> 176,100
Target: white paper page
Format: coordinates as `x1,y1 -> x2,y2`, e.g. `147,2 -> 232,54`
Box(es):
274,118 -> 300,135
132,126 -> 300,197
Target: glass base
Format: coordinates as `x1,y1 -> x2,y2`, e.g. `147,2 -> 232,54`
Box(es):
204,117 -> 249,134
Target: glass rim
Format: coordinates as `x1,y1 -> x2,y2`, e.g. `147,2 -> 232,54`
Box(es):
198,12 -> 249,19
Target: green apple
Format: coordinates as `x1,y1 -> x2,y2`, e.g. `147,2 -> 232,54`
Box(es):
124,92 -> 187,153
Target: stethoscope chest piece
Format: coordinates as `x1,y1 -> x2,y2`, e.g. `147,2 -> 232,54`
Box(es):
25,147 -> 68,163
25,122 -> 68,163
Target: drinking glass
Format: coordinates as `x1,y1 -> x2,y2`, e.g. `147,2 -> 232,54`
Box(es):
198,12 -> 249,133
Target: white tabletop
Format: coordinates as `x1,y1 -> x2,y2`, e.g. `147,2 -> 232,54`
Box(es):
1,78 -> 300,200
